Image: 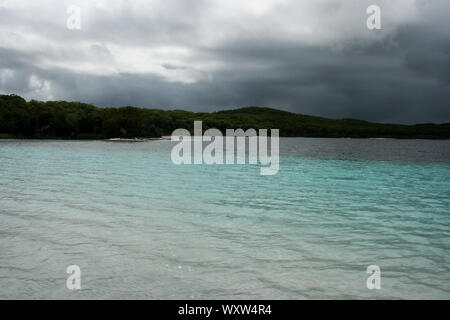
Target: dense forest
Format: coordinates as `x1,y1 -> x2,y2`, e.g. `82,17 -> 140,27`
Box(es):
0,94 -> 449,139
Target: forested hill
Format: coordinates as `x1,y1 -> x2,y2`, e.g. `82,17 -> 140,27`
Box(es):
0,94 -> 449,139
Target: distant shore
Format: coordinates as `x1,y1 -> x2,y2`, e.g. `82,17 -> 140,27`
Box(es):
1,94 -> 449,140
105,137 -> 166,142
1,136 -> 449,141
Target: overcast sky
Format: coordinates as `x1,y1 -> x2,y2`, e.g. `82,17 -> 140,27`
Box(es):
0,0 -> 449,123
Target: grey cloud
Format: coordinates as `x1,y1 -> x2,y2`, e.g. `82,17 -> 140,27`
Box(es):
161,64 -> 188,70
0,0 -> 449,124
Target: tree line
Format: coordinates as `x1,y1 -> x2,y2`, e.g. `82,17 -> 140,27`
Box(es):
0,94 -> 449,139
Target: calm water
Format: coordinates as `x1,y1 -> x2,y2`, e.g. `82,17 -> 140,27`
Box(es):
0,138 -> 449,299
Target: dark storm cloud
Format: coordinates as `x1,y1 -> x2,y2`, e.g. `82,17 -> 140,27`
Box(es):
0,0 -> 449,123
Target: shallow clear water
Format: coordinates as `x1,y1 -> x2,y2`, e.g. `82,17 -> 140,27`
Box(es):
0,138 -> 449,299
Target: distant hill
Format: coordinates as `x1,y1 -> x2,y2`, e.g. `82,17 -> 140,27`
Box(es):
0,94 -> 449,139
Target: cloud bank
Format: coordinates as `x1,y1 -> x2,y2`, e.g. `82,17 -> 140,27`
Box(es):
0,0 -> 449,123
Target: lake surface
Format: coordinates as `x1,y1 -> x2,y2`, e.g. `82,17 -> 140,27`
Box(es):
0,138 -> 449,299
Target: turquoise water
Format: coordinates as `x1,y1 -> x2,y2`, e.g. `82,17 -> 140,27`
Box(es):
0,138 -> 449,299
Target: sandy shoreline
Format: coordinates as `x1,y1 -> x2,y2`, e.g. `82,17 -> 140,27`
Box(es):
105,137 -> 167,142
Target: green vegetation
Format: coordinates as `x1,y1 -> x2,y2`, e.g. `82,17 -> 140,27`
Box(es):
0,94 -> 449,139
